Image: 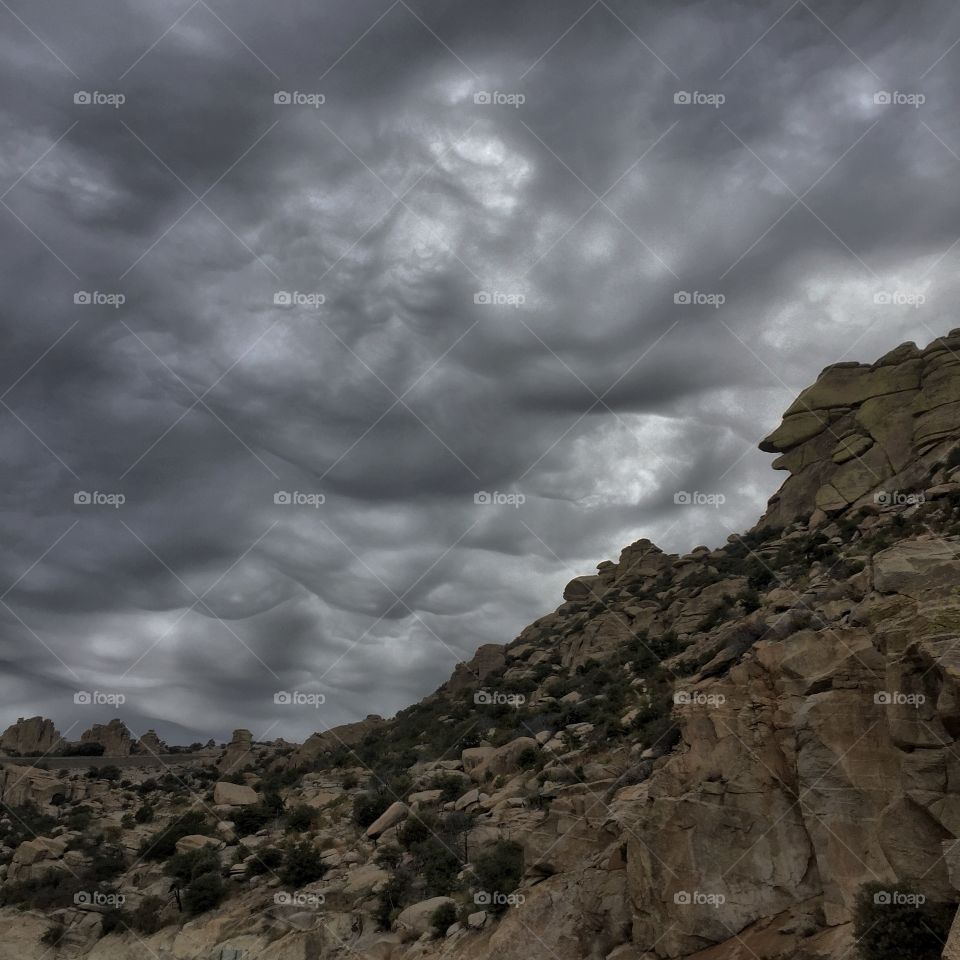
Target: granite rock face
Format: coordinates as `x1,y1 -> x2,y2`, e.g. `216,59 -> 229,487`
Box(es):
759,331 -> 960,526
0,717 -> 61,756
79,718 -> 133,756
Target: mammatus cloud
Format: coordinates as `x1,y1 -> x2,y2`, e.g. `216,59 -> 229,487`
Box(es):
0,0 -> 958,740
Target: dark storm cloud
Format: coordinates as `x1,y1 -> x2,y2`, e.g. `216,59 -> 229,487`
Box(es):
1,0 -> 959,741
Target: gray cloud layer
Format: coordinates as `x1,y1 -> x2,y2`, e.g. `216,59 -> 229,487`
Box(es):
1,0 -> 958,741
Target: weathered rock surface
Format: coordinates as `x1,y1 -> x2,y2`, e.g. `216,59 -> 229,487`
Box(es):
0,717 -> 61,756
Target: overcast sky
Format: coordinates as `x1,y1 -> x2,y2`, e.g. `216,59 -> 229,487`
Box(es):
1,0 -> 958,744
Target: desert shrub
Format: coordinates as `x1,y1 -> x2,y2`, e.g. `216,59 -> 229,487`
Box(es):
280,840 -> 325,887
284,804 -> 315,833
516,747 -> 539,769
130,895 -> 166,934
183,870 -> 224,915
134,803 -> 154,824
89,844 -> 126,882
165,846 -> 220,885
472,840 -> 523,914
352,791 -> 391,828
245,845 -> 282,877
853,882 -> 955,960
231,805 -> 273,836
431,900 -> 457,935
139,810 -> 209,860
431,773 -> 466,803
374,870 -> 412,930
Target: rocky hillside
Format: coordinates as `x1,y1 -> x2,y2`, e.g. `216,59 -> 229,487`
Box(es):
1,333 -> 960,960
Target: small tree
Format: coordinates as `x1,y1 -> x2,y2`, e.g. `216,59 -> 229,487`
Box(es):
853,882 -> 955,960
280,840 -> 325,887
431,901 -> 457,936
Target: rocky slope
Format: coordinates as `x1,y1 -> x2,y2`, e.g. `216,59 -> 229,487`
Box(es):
1,333 -> 960,960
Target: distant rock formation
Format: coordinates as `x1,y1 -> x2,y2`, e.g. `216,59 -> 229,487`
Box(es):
79,719 -> 133,756
292,715 -> 385,764
0,717 -> 61,756
217,728 -> 254,772
134,729 -> 167,754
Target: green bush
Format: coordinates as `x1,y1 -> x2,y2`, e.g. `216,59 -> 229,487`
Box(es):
130,895 -> 166,934
165,847 -> 221,885
134,803 -> 154,824
352,791 -> 391,828
139,810 -> 209,860
183,870 -> 224,915
431,900 -> 457,936
284,804 -> 315,833
472,841 -> 523,914
853,882 -> 955,960
245,845 -> 282,877
280,840 -> 325,887
231,804 -> 273,836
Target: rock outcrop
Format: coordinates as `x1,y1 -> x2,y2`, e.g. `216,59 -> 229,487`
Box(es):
0,716 -> 61,756
759,331 -> 960,526
79,718 -> 133,756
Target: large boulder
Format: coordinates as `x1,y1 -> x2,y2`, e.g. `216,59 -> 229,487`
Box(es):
396,896 -> 456,939
212,781 -> 259,806
366,801 -> 409,838
80,718 -> 133,756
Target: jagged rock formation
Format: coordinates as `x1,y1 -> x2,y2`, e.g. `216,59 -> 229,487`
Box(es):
0,717 -> 61,756
134,729 -> 167,754
760,330 -> 960,526
79,718 -> 133,756
293,715 -> 386,764
217,728 -> 254,772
